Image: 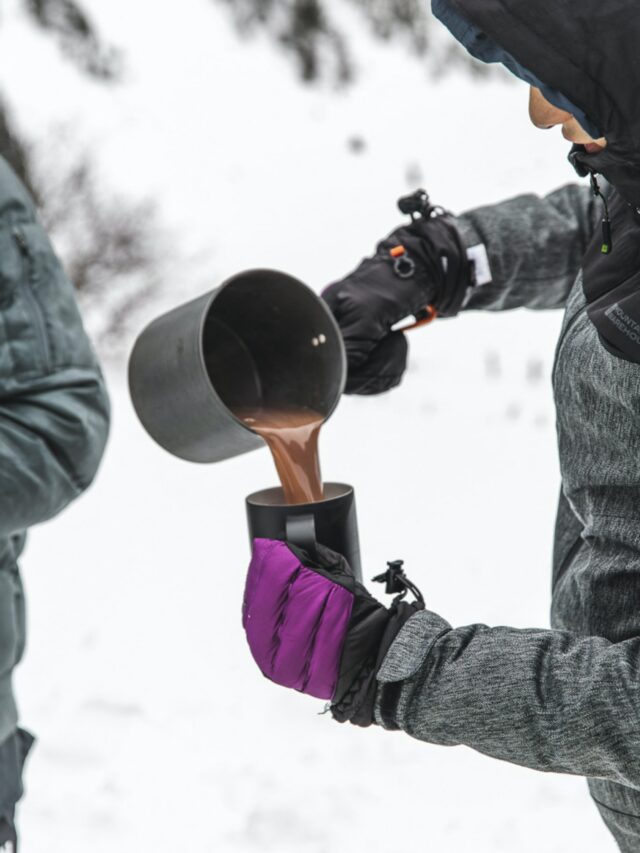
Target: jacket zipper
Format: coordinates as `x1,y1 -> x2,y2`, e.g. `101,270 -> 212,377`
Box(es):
10,567 -> 26,666
12,227 -> 52,371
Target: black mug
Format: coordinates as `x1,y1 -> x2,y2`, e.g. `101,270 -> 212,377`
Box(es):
246,483 -> 362,581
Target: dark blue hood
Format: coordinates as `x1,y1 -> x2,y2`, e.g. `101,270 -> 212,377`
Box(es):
431,0 -> 640,208
432,0 -> 601,138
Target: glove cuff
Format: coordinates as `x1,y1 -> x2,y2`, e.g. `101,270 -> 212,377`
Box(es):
424,214 -> 474,317
392,190 -> 474,319
331,600 -> 423,727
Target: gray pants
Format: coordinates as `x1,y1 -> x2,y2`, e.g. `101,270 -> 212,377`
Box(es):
0,727 -> 33,849
0,811 -> 17,853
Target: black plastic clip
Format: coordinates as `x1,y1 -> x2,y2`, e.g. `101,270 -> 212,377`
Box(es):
372,560 -> 425,607
372,560 -> 406,594
397,189 -> 431,221
589,172 -> 613,255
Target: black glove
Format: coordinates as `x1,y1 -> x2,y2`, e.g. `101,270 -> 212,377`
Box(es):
323,190 -> 472,395
328,556 -> 426,728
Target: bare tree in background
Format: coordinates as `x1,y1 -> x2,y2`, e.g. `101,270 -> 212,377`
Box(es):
0,0 -> 492,345
217,0 -> 490,83
225,0 -> 351,82
0,0 -> 163,350
1,0 -> 121,189
37,138 -> 164,350
24,0 -> 121,79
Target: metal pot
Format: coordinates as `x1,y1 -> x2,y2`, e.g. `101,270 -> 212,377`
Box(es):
128,269 -> 346,463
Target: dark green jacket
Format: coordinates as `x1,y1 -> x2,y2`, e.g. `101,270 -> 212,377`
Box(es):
0,156 -> 110,760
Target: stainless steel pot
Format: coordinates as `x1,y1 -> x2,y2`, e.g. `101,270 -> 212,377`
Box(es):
128,269 -> 346,463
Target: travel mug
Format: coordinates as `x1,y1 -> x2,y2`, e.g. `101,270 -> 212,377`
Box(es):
246,483 -> 362,581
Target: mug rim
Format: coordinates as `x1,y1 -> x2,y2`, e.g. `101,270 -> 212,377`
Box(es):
246,481 -> 353,508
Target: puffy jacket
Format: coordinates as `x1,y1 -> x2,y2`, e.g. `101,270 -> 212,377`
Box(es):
0,156 -> 110,808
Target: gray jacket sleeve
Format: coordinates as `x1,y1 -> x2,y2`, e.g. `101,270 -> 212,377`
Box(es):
456,183 -> 600,311
376,592 -> 640,789
0,157 -> 110,539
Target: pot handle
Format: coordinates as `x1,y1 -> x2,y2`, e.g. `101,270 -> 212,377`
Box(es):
286,513 -> 318,559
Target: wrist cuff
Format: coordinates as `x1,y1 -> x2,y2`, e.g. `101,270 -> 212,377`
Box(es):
374,610 -> 452,730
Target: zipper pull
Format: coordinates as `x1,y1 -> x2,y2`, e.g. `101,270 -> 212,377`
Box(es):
590,173 -> 613,254
601,218 -> 612,255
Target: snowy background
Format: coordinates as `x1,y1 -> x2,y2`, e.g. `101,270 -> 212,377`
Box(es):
0,0 -> 619,849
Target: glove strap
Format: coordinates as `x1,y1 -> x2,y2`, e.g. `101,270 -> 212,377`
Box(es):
331,600 -> 422,727
372,560 -> 425,607
395,188 -> 473,319
331,564 -> 425,728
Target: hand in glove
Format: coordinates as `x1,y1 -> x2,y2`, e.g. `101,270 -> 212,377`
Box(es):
242,538 -> 425,727
322,190 -> 472,395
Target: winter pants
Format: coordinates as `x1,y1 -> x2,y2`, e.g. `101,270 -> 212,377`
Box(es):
0,728 -> 32,853
0,813 -> 16,852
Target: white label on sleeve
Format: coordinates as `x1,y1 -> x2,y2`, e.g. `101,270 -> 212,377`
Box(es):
466,243 -> 492,287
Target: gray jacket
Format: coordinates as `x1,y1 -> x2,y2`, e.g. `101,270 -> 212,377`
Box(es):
0,156 -> 110,806
375,182 -> 640,841
372,0 -> 640,846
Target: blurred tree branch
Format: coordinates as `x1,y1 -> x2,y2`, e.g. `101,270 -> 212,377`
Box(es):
23,0 -> 122,79
0,100 -> 39,201
349,0 -> 429,51
0,3 -> 162,352
217,0 -> 489,83
36,139 -> 164,349
224,0 -> 351,82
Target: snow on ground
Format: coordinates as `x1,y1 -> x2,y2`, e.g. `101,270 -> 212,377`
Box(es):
0,0 -> 619,850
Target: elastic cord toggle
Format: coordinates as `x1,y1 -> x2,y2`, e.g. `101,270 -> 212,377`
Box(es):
397,189 -> 432,220
372,560 -> 425,607
397,188 -> 445,222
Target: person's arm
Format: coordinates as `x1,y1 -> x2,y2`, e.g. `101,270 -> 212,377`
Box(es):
0,157 -> 110,539
375,517 -> 640,790
0,369 -> 110,539
322,183 -> 603,394
457,183 -> 601,312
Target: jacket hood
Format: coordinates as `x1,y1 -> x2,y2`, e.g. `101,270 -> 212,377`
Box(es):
437,0 -> 640,208
431,0 -> 601,140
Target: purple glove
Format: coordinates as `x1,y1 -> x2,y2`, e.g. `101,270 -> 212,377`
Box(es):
242,538 -> 425,726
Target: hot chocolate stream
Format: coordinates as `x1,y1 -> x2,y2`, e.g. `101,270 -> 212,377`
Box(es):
233,406 -> 325,504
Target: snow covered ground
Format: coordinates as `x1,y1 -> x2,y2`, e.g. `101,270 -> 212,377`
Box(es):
0,0 -> 619,849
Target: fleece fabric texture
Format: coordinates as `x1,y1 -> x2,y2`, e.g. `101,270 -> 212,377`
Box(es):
375,183 -> 640,851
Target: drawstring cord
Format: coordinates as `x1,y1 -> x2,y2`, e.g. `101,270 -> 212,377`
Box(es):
372,560 -> 426,609
590,172 -> 613,254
